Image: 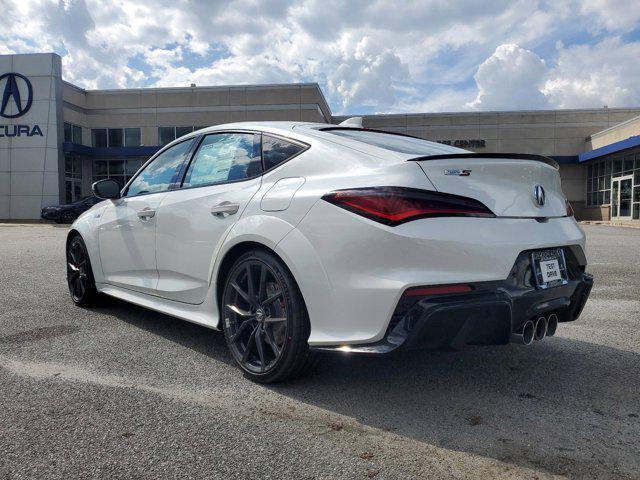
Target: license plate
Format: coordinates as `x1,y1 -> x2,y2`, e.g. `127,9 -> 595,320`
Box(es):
531,249 -> 568,288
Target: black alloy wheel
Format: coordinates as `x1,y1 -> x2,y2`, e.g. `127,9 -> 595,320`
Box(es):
61,211 -> 76,224
221,250 -> 314,383
66,235 -> 99,306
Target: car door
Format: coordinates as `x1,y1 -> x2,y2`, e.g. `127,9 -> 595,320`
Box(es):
97,138 -> 194,293
154,132 -> 263,304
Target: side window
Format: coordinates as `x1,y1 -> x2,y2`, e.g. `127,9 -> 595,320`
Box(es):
126,139 -> 193,197
182,133 -> 261,188
262,135 -> 306,170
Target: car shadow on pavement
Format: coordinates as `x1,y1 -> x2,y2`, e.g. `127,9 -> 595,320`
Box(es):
102,298 -> 639,479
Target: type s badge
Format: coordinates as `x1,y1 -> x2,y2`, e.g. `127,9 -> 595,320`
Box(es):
443,168 -> 471,176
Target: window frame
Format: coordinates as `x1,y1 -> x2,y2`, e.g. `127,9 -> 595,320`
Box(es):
122,137 -> 198,198
174,130 -> 310,192
64,122 -> 83,144
91,127 -> 141,148
91,128 -> 108,148
177,131 -> 262,191
158,126 -> 207,146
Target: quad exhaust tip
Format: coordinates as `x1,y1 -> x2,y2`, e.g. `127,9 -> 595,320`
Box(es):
534,316 -> 547,341
511,314 -> 560,345
546,313 -> 559,337
511,320 -> 535,345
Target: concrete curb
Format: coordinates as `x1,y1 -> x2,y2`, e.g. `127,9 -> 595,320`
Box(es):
580,221 -> 640,229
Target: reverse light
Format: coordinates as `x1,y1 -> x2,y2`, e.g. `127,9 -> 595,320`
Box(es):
321,186 -> 495,226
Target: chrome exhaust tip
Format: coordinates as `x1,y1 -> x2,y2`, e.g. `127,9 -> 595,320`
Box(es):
511,320 -> 535,345
546,313 -> 559,337
534,316 -> 547,341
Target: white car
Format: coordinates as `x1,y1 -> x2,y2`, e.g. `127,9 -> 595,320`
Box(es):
67,121 -> 593,382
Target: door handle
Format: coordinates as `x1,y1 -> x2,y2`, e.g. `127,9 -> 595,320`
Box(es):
211,202 -> 240,217
137,208 -> 156,220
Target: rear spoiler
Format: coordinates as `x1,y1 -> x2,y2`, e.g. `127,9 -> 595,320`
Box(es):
408,153 -> 559,170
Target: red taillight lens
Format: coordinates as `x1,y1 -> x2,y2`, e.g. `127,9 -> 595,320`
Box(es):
566,200 -> 574,217
322,187 -> 495,226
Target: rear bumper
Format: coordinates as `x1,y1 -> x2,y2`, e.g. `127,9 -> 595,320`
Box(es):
312,246 -> 593,354
41,211 -> 60,221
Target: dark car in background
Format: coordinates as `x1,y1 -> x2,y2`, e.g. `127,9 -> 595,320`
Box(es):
41,196 -> 103,224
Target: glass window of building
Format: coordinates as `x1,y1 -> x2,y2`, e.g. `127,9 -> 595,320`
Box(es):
93,159 -> 146,189
92,128 -> 141,147
159,127 -> 176,146
125,128 -> 141,147
64,154 -> 83,203
92,129 -> 107,148
158,126 -> 202,146
64,122 -> 82,144
175,126 -> 193,138
108,128 -> 124,148
589,148 -> 640,220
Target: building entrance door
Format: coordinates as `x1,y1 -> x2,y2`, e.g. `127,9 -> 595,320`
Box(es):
612,175 -> 633,220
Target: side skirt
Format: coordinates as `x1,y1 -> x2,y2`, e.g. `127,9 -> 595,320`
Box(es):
97,283 -> 220,330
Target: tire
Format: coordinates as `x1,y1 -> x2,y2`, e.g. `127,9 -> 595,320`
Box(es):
221,249 -> 315,383
61,211 -> 76,224
66,235 -> 100,307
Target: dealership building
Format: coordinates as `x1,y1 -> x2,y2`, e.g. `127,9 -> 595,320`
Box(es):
1,52 -> 640,222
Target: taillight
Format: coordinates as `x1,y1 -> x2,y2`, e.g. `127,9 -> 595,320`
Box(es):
566,199 -> 574,217
321,187 -> 495,226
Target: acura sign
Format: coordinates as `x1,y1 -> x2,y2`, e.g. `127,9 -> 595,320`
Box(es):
0,72 -> 43,137
0,73 -> 33,118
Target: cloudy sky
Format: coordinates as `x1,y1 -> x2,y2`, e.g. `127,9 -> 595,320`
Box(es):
1,0 -> 639,114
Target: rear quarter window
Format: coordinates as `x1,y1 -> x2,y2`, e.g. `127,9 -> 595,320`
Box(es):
262,135 -> 306,170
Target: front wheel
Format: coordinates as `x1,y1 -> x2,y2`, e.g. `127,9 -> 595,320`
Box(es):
61,211 -> 76,224
66,235 -> 99,307
221,249 -> 314,383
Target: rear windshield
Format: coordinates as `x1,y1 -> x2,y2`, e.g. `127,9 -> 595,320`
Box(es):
322,128 -> 467,156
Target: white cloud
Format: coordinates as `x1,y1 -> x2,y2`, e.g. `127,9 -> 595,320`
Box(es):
580,0 -> 640,32
327,35 -> 408,112
462,38 -> 640,112
544,38 -> 640,109
468,44 -> 550,110
0,0 -> 638,112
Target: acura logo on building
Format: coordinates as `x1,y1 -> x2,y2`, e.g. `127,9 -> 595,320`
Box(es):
0,73 -> 33,119
533,185 -> 546,207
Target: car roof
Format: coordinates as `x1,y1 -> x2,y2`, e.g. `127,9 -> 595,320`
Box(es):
195,121 -> 325,135
156,122 -> 327,153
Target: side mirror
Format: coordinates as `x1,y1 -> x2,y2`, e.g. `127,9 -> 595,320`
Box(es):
92,179 -> 121,200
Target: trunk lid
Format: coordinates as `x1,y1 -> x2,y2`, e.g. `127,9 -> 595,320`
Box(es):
411,154 -> 567,218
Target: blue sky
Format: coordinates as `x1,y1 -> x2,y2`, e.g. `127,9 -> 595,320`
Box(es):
1,0 -> 639,114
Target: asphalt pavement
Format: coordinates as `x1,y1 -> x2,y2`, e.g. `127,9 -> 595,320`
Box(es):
0,223 -> 638,479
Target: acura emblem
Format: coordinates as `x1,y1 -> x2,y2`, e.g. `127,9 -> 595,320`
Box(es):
0,73 -> 33,119
533,185 -> 546,207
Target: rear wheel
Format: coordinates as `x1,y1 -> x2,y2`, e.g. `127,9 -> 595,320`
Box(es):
221,249 -> 314,383
66,235 -> 99,307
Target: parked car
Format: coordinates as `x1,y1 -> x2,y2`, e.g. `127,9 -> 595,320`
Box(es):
65,121 -> 593,383
42,196 -> 103,224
